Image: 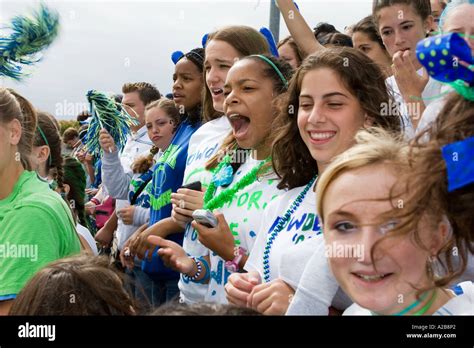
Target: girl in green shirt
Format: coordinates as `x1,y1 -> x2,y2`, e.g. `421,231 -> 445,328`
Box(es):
0,88 -> 80,315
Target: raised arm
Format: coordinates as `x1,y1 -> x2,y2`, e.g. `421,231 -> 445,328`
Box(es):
276,0 -> 325,57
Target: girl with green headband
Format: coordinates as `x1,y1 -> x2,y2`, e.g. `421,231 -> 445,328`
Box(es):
147,54 -> 294,304
0,89 -> 80,315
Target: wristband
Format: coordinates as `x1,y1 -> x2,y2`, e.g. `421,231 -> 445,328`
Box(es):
225,247 -> 247,273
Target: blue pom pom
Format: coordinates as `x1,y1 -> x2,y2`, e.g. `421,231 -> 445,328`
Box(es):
171,50 -> 184,65
202,33 -> 209,48
260,27 -> 279,57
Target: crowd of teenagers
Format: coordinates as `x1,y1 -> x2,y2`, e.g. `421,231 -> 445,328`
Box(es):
1,0 -> 473,317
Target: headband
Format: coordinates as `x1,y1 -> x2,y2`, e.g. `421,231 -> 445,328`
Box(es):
250,54 -> 288,89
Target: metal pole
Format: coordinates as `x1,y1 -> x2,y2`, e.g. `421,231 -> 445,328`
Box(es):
269,0 -> 280,43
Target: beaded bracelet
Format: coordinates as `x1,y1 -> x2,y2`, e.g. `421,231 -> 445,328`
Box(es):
193,257 -> 210,284
184,257 -> 202,281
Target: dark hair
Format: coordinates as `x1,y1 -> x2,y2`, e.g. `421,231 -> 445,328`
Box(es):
387,92 -> 474,290
63,127 -> 79,143
313,22 -> 338,41
372,0 -> 432,26
0,88 -> 37,171
277,36 -> 304,65
202,26 -> 271,122
76,110 -> 91,122
272,47 -> 402,190
352,15 -> 386,49
122,82 -> 161,106
63,156 -> 88,228
9,254 -> 136,315
34,111 -> 65,189
151,302 -> 261,316
319,32 -> 354,47
181,47 -> 205,73
206,55 -> 294,171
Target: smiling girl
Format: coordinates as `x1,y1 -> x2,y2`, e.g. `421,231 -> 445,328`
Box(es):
317,129 -> 473,315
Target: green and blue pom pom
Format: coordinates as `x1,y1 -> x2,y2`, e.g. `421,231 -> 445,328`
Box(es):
85,90 -> 140,156
0,3 -> 60,80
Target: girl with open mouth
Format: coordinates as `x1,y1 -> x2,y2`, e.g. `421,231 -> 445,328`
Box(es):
146,54 -> 294,304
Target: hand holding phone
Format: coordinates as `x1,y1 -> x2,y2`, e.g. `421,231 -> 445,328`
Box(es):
180,181 -> 202,191
192,209 -> 218,228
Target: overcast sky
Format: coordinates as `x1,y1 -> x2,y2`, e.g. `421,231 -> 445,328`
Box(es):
0,0 -> 372,119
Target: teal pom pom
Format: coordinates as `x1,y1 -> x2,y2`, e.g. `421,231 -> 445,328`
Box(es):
0,4 -> 60,80
85,90 -> 140,156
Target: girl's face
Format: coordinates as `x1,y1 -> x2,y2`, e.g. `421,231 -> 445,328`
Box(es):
377,4 -> 432,59
223,59 -> 275,154
172,57 -> 204,112
443,4 -> 474,55
352,31 -> 392,70
204,40 -> 242,113
297,68 -> 370,172
323,164 -> 446,314
145,107 -> 175,150
278,43 -> 299,69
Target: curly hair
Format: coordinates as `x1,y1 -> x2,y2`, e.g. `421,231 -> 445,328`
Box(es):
271,47 -> 402,190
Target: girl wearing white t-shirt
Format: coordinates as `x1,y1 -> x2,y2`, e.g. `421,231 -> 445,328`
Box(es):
226,48 -> 402,315
372,0 -> 445,137
148,55 -> 294,304
316,128 -> 473,316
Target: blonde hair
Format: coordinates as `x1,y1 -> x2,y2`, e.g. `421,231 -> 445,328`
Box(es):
316,127 -> 461,295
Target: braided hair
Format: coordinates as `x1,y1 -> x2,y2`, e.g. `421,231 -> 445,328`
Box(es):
34,111 -> 65,189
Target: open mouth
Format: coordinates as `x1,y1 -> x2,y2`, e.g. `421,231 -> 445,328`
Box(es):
228,113 -> 250,139
173,93 -> 184,99
210,87 -> 224,97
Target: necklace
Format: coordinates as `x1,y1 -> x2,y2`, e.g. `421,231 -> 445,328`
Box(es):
371,290 -> 438,316
203,155 -> 271,211
262,176 -> 318,283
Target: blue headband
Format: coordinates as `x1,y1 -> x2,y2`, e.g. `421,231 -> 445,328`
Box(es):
442,136 -> 474,192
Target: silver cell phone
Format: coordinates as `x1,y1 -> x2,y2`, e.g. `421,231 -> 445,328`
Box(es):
192,209 -> 218,228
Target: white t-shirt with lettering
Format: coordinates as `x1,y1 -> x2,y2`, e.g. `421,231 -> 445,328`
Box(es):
204,157 -> 282,304
179,116 -> 232,304
245,182 -> 321,283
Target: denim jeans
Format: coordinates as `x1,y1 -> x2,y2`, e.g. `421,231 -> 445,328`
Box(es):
128,266 -> 179,310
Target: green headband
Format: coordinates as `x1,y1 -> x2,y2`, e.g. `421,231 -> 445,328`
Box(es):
250,54 -> 288,89
36,126 -> 52,166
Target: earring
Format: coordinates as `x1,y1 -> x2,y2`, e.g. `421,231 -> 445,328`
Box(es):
427,255 -> 445,280
14,151 -> 21,162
